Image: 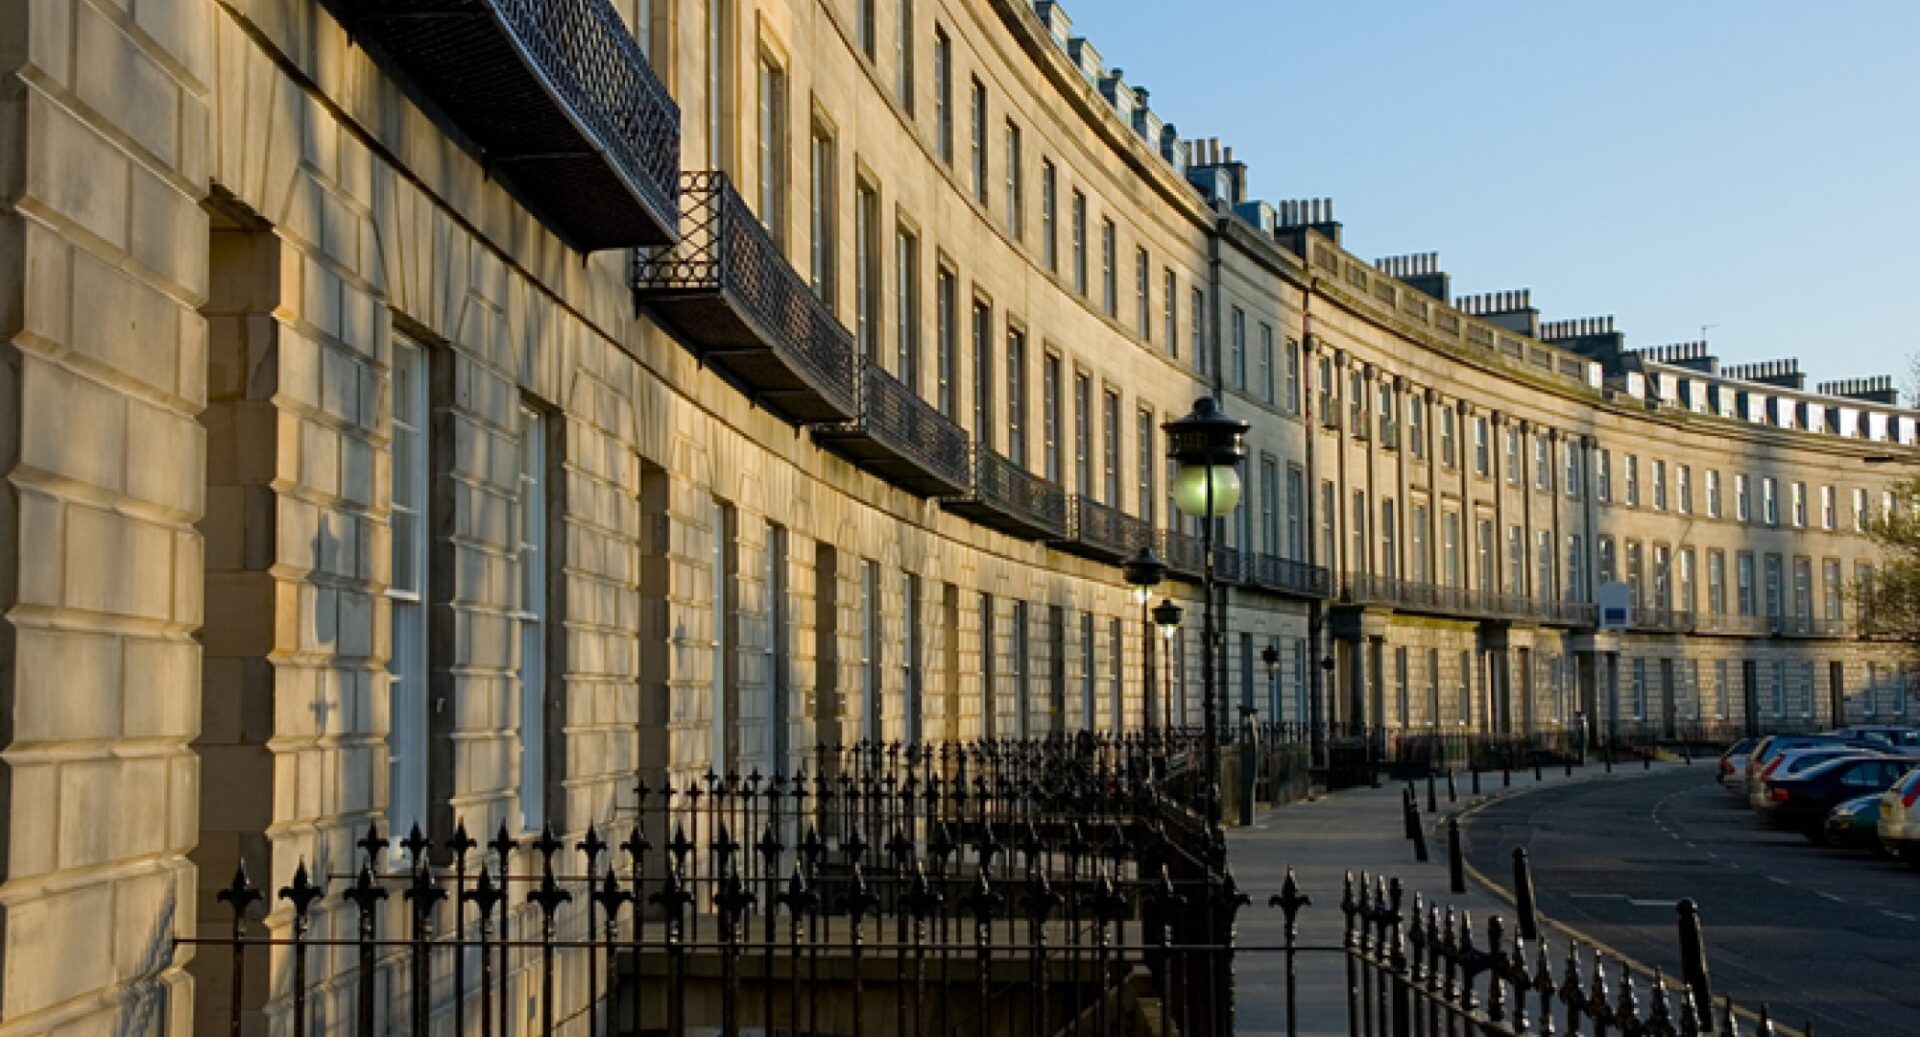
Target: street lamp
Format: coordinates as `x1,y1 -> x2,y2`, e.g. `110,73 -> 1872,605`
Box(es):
1164,396 -> 1249,842
1124,546 -> 1168,734
1153,598 -> 1183,735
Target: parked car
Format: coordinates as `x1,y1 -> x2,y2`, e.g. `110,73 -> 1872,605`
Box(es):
1742,734 -> 1881,802
1718,738 -> 1758,786
1832,725 -> 1920,751
1760,755 -> 1913,837
1747,745 -> 1881,810
1879,766 -> 1920,863
1823,793 -> 1886,851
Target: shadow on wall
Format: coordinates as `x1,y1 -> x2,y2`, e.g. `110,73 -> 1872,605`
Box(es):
115,897 -> 177,1037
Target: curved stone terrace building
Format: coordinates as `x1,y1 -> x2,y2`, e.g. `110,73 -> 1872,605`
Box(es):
0,0 -> 1915,1033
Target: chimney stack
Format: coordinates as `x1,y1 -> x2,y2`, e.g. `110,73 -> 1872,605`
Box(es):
1376,252 -> 1448,302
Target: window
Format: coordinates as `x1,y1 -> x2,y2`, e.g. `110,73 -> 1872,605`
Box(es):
978,594 -> 995,736
1534,434 -> 1551,490
1821,486 -> 1836,530
935,266 -> 957,416
1652,544 -> 1671,611
1823,559 -> 1843,621
1762,477 -> 1778,525
1073,372 -> 1091,496
1677,464 -> 1692,514
1411,503 -> 1429,583
1440,408 -> 1457,467
1625,540 -> 1643,605
1476,518 -> 1494,592
1791,481 -> 1807,528
1138,409 -> 1157,526
1473,416 -> 1490,475
1597,535 -> 1616,584
1764,553 -> 1784,619
1678,546 -> 1696,613
971,298 -> 993,443
902,572 -> 921,744
1408,395 -> 1425,458
1012,601 -> 1030,737
1321,481 -> 1337,572
1005,326 -> 1026,465
1735,473 -> 1751,522
756,56 -> 788,245
1261,458 -> 1280,555
1596,449 -> 1611,503
1537,530 -> 1554,600
1228,308 -> 1247,390
1259,324 -> 1275,405
808,124 -> 835,305
1192,288 -> 1206,375
1071,190 -> 1088,295
1460,650 -> 1474,725
1853,487 -> 1869,531
896,225 -> 920,389
856,0 -> 876,58
1503,426 -> 1519,484
1285,340 -> 1301,413
1706,470 -> 1721,518
1163,270 -> 1179,356
1651,459 -> 1666,511
1566,534 -> 1585,602
969,78 -> 988,203
1381,498 -> 1398,580
1040,160 -> 1057,271
853,179 -> 879,359
1100,218 -> 1117,317
1042,354 -> 1062,483
1507,524 -> 1525,595
860,560 -> 881,742
1352,490 -> 1369,575
1708,551 -> 1726,616
1624,454 -> 1640,506
706,0 -> 733,169
895,0 -> 915,111
1792,556 -> 1812,621
1736,552 -> 1756,616
1135,249 -> 1151,339
1286,465 -> 1305,560
1377,382 -> 1395,445
1563,440 -> 1581,497
1349,370 -> 1366,432
1103,389 -> 1121,505
1442,511 -> 1461,587
766,527 -> 791,765
516,404 -> 551,831
388,337 -> 430,841
1003,120 -> 1022,236
933,29 -> 952,164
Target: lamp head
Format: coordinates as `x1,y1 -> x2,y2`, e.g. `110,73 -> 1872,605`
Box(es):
1123,546 -> 1167,603
1152,598 -> 1183,638
1164,397 -> 1248,518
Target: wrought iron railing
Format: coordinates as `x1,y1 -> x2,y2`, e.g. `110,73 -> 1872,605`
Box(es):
344,0 -> 682,248
821,364 -> 972,494
1339,576 -> 1601,627
1250,553 -> 1332,597
962,445 -> 1069,539
1059,495 -> 1151,561
632,172 -> 859,419
1161,529 -> 1208,580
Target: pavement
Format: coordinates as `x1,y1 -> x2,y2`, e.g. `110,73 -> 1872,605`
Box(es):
1227,755 -> 1700,1037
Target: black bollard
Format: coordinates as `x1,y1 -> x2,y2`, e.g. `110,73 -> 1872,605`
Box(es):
1512,848 -> 1540,941
1447,816 -> 1465,893
1402,787 -> 1419,840
1644,748 -> 1652,770
1564,753 -> 1573,778
1534,753 -> 1544,783
1427,771 -> 1438,813
1683,742 -> 1693,766
1471,762 -> 1482,795
1604,742 -> 1614,773
1502,756 -> 1512,788
1410,803 -> 1430,863
1677,898 -> 1714,1016
1447,769 -> 1458,803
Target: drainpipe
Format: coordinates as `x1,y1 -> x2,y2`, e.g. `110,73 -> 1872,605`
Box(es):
1303,284 -> 1327,768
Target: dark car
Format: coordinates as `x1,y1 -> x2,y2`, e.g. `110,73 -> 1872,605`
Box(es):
1823,793 -> 1885,851
1761,755 -> 1914,837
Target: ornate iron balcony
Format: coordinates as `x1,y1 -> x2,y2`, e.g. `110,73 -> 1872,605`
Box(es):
943,446 -> 1068,541
633,172 -> 859,423
815,365 -> 972,497
340,0 -> 681,250
1160,530 -> 1208,581
1250,554 -> 1332,598
1053,496 -> 1152,564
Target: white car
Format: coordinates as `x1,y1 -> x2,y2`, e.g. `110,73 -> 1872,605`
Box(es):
1879,766 -> 1920,863
1748,745 -> 1881,811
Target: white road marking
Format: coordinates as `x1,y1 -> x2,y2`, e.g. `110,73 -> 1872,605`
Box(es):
1816,892 -> 1846,903
1569,892 -> 1627,900
1883,910 -> 1918,922
1627,898 -> 1676,907
1766,875 -> 1792,885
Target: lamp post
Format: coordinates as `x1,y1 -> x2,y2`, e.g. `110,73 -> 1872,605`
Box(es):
1262,643 -> 1282,729
1125,546 -> 1168,737
1153,598 -> 1183,738
1164,397 -> 1249,843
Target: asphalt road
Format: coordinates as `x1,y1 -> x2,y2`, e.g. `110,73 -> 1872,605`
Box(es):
1465,767 -> 1920,1035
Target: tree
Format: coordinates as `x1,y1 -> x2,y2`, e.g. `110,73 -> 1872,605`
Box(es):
1861,474 -> 1920,683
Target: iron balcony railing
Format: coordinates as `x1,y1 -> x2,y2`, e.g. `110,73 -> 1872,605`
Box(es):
943,445 -> 1068,540
1053,495 -> 1151,563
815,365 -> 972,496
1248,553 -> 1333,598
1339,575 -> 1600,626
1215,546 -> 1245,583
341,0 -> 681,249
1160,529 -> 1208,581
633,172 -> 859,423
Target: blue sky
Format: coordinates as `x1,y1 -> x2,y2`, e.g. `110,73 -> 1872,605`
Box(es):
1060,1 -> 1920,387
